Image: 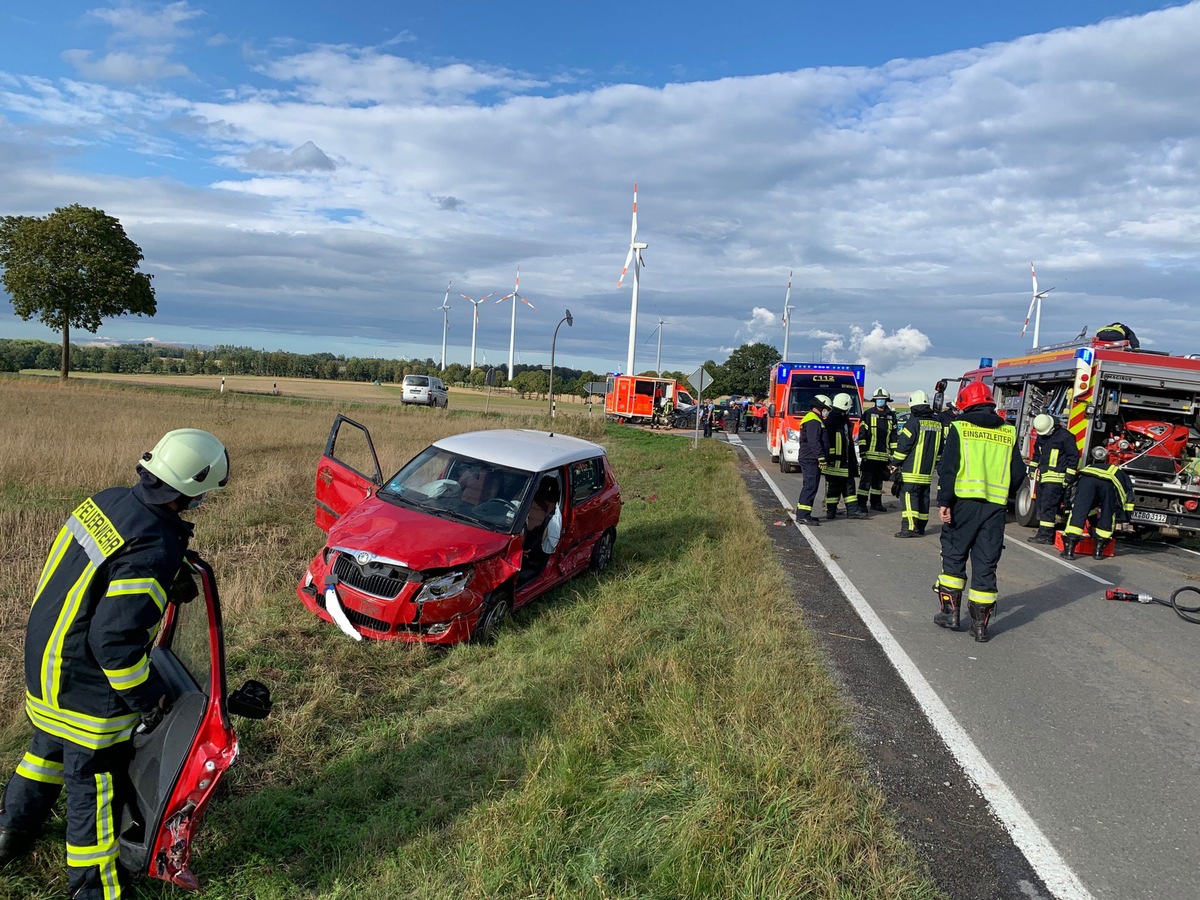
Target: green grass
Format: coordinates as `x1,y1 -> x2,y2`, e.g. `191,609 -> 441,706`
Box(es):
0,394 -> 939,900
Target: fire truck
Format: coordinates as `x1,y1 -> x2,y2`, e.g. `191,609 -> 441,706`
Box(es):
987,336 -> 1200,540
767,362 -> 866,473
604,375 -> 695,424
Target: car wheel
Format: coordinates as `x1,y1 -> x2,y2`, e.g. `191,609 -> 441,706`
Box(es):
473,592 -> 510,644
590,528 -> 615,572
779,455 -> 791,474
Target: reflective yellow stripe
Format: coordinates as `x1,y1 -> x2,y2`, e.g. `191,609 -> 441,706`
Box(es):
67,842 -> 120,866
32,527 -> 72,607
42,562 -> 96,707
938,574 -> 966,589
107,577 -> 168,613
25,693 -> 138,750
968,589 -> 997,605
1048,449 -> 1059,469
68,498 -> 126,564
102,656 -> 150,691
95,773 -> 114,847
954,422 -> 1015,505
16,752 -> 65,785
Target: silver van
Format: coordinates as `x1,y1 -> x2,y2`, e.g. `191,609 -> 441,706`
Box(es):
402,374 -> 449,407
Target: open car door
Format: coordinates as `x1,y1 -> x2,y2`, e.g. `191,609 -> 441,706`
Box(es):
315,414 -> 383,532
118,553 -> 271,891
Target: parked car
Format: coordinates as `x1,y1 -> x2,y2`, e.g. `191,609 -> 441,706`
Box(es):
298,416 -> 622,644
401,374 -> 449,407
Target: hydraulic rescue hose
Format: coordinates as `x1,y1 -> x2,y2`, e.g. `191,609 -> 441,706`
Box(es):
1106,585 -> 1200,625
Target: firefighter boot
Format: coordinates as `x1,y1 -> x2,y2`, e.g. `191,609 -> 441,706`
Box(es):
1093,538 -> 1111,559
1027,527 -> 1054,544
870,497 -> 888,513
933,586 -> 962,630
1060,535 -> 1079,560
968,601 -> 994,643
0,822 -> 35,866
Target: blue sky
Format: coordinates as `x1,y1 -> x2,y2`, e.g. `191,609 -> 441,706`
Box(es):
2,1 -> 1198,391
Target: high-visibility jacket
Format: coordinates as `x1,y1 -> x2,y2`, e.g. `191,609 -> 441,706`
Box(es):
821,411 -> 859,479
1077,463 -> 1135,517
24,485 -> 192,749
857,406 -> 898,462
890,409 -> 943,485
796,410 -> 828,462
936,407 -> 1026,507
1031,428 -> 1079,485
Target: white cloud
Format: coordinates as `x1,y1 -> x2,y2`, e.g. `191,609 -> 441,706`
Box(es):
847,323 -> 933,376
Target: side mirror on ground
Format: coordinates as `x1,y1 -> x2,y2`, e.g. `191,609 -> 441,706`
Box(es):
228,679 -> 273,719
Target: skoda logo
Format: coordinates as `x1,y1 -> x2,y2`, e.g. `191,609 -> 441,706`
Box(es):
355,551 -> 373,565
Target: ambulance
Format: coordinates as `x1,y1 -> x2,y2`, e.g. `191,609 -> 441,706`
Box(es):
604,375 -> 695,424
767,362 -> 867,473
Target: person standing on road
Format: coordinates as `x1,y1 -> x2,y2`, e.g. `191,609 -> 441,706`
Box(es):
795,396 -> 831,526
702,401 -> 714,438
932,383 -> 1025,642
1060,446 -> 1134,560
0,429 -> 230,899
754,400 -> 768,434
822,393 -> 867,520
857,386 -> 898,515
890,390 -> 943,537
1026,413 -> 1079,544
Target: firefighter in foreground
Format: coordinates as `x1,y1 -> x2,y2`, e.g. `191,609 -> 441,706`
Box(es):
0,429 -> 230,899
890,390 -> 943,538
933,383 -> 1026,642
794,395 -> 830,526
822,393 -> 867,520
857,386 -> 898,514
1061,446 -> 1134,560
1026,413 -> 1079,544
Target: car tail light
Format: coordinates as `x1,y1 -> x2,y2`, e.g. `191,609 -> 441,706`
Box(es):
1185,499 -> 1198,512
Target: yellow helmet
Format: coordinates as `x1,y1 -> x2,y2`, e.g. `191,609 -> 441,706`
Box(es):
140,429 -> 230,497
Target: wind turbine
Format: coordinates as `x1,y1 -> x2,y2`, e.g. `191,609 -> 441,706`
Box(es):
495,266 -> 536,381
437,281 -> 452,371
459,289 -> 494,371
617,182 -> 647,375
781,269 -> 795,361
1020,262 -> 1055,349
644,317 -> 670,374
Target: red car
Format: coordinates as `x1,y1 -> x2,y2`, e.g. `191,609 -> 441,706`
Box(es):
297,416 -> 622,643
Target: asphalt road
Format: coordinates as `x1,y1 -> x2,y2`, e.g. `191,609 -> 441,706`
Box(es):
726,430 -> 1199,900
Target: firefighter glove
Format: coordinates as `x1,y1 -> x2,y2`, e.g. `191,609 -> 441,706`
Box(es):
171,570 -> 199,605
135,697 -> 172,736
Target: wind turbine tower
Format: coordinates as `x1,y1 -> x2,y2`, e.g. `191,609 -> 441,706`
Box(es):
459,289 -> 494,371
495,266 -> 536,381
781,269 -> 795,361
617,183 -> 648,375
1020,262 -> 1055,349
644,317 -> 670,374
437,281 -> 452,371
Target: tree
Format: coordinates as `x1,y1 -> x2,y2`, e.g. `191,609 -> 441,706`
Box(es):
719,342 -> 781,398
0,205 -> 156,380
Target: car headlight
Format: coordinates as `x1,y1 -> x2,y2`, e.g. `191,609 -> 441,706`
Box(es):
785,429 -> 799,442
415,568 -> 474,602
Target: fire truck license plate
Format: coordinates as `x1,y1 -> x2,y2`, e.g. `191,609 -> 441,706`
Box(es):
1132,510 -> 1168,524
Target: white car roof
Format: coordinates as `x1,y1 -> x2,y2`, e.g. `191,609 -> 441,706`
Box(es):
433,429 -> 607,473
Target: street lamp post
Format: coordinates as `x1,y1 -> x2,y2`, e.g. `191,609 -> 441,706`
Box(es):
548,309 -> 573,418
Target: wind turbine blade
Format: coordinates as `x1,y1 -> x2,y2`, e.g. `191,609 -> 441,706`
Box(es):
636,250 -> 645,268
1031,261 -> 1038,299
520,296 -> 536,310
783,269 -> 793,324
617,247 -> 635,287
630,182 -> 639,243
1021,262 -> 1037,337
495,293 -> 513,304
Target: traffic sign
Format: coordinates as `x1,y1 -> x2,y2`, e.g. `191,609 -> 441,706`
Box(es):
688,367 -> 714,393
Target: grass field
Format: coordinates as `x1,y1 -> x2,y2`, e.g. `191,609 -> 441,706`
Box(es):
0,374 -> 939,899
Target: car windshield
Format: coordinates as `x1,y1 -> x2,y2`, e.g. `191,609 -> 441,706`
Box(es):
787,386 -> 862,417
378,446 -> 534,533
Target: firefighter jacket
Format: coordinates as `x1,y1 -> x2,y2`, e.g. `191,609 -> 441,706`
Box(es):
857,405 -> 898,462
1078,463 -> 1135,519
1031,428 -> 1079,485
936,406 -> 1026,508
797,410 -> 828,463
890,407 -> 943,485
23,483 -> 192,749
821,409 -> 859,479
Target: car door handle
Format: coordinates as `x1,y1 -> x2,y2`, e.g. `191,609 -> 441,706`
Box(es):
319,467 -> 333,485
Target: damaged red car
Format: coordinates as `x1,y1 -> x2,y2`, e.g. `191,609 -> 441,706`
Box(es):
297,416 -> 622,643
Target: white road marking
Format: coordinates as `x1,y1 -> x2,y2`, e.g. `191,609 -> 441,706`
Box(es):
728,434 -> 1094,900
1005,539 -> 1114,586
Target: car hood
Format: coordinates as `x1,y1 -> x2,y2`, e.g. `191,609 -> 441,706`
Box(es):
328,495 -> 512,569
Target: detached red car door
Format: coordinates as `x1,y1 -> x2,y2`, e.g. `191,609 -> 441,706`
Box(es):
315,414 -> 383,531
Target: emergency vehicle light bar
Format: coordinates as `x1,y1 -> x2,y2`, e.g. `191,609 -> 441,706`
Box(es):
775,363 -> 866,384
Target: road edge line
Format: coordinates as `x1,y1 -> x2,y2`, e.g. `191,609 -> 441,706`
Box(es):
728,435 -> 1094,900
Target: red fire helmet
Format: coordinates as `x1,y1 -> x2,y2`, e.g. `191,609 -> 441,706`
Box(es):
957,381 -> 994,409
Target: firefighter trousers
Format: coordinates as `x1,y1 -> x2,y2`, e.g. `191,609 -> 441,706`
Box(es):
0,726 -> 132,899
857,460 -> 889,507
1065,477 -> 1118,540
900,483 -> 931,532
1035,481 -> 1065,533
796,460 -> 822,517
937,498 -> 1007,607
823,475 -> 855,515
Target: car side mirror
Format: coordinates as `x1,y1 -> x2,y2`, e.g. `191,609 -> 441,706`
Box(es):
228,679 -> 273,720
932,390 -> 945,412
768,404 -> 776,418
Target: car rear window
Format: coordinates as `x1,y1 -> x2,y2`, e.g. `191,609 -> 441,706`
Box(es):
405,376 -> 430,386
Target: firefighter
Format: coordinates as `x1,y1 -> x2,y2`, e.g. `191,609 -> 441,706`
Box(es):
890,390 -> 943,537
857,386 -> 898,514
1026,413 -> 1079,544
822,393 -> 867,520
0,429 -> 230,898
1094,322 -> 1140,349
1061,446 -> 1134,560
932,382 -> 1026,642
794,395 -> 831,526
